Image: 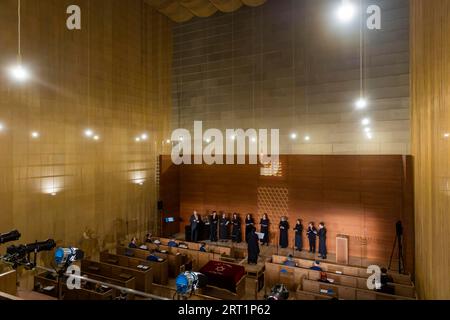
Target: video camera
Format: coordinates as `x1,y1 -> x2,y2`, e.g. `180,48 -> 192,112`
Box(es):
0,230 -> 21,245
2,239 -> 56,270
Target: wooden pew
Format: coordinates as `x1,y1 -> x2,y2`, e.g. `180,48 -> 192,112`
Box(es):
101,250 -> 168,285
0,270 -> 17,296
34,271 -> 124,300
62,285 -> 113,300
265,261 -> 416,299
271,255 -> 412,285
81,260 -> 152,294
301,278 -> 414,300
152,237 -> 232,256
295,285 -> 333,300
0,291 -> 22,300
96,251 -> 153,293
80,271 -> 136,300
117,245 -> 186,278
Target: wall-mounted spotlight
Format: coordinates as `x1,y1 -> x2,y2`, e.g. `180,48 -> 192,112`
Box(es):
444,133 -> 449,139
364,127 -> 371,133
366,132 -> 373,140
166,139 -> 171,144
135,137 -> 141,142
304,135 -> 311,142
0,123 -> 4,131
141,133 -> 148,140
336,0 -> 356,23
93,135 -> 100,141
31,131 -> 40,139
290,133 -> 297,140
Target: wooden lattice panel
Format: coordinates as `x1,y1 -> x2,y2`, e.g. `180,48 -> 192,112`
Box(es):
257,186 -> 289,241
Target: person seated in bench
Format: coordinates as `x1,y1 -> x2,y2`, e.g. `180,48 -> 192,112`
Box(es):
145,233 -> 153,244
319,271 -> 330,283
128,237 -> 138,248
146,253 -> 161,262
377,268 -> 395,294
283,254 -> 297,267
310,261 -> 322,271
199,243 -> 207,252
168,239 -> 179,247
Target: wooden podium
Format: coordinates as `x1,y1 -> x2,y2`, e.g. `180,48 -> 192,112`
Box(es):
336,234 -> 349,265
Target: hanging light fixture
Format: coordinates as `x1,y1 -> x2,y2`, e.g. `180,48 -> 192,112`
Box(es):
336,0 -> 356,23
9,0 -> 30,82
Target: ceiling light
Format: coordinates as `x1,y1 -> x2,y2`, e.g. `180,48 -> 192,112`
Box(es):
355,98 -> 368,109
444,133 -> 449,139
361,118 -> 371,126
93,135 -> 100,141
366,133 -> 373,140
364,127 -> 371,133
304,135 -> 311,142
141,133 -> 148,140
336,0 -> 356,23
166,139 -> 171,144
84,129 -> 93,137
0,123 -> 4,131
31,131 -> 39,139
9,64 -> 30,82
290,133 -> 297,140
135,137 -> 141,142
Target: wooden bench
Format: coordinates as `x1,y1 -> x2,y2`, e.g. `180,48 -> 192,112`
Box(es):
0,270 -> 17,297
34,271 -> 123,300
96,251 -> 153,293
301,278 -> 414,300
295,285 -> 333,300
271,255 -> 412,285
117,245 -> 185,278
101,250 -> 168,285
81,260 -> 152,294
265,261 -> 416,299
152,237 -> 232,256
80,271 -> 136,299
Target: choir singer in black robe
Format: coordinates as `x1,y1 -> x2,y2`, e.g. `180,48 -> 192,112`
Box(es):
260,213 -> 270,246
294,219 -> 303,251
219,213 -> 230,241
209,211 -> 219,242
307,222 -> 318,253
279,217 -> 289,248
231,213 -> 242,243
190,211 -> 200,242
318,222 -> 327,259
247,227 -> 260,265
245,214 -> 255,243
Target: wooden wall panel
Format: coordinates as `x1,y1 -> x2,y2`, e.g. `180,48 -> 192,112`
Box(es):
161,155 -> 414,272
411,0 -> 450,299
0,0 -> 172,260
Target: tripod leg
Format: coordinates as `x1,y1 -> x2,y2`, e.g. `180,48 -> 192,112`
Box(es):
388,237 -> 397,271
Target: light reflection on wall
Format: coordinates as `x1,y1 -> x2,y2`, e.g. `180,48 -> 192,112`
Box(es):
130,170 -> 147,185
41,176 -> 64,196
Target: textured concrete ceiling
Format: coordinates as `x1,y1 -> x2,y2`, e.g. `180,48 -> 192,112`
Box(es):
145,0 -> 267,23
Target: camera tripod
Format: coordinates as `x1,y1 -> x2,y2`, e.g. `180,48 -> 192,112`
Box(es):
388,221 -> 405,274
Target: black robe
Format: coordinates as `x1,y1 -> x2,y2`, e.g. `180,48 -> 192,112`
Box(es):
190,215 -> 200,242
219,217 -> 229,240
245,218 -> 255,242
209,215 -> 218,242
294,223 -> 303,250
260,218 -> 270,244
231,217 -> 242,243
247,231 -> 260,264
318,227 -> 327,257
307,226 -> 317,252
279,221 -> 289,248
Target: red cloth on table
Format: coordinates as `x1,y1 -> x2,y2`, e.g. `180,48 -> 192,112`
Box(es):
199,261 -> 246,293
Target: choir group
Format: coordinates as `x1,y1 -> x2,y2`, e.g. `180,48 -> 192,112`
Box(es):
189,211 -> 328,263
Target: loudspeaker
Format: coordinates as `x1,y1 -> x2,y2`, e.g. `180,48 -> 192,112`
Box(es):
157,201 -> 163,211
